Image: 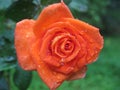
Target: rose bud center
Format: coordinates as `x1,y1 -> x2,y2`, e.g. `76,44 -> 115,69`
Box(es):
51,33 -> 80,63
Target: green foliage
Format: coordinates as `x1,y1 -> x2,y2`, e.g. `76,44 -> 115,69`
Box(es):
5,0 -> 39,22
0,1 -> 33,89
13,66 -> 32,90
0,12 -> 16,71
0,76 -> 9,90
69,0 -> 109,28
41,0 -> 60,5
0,0 -> 12,10
41,0 -> 72,6
69,0 -> 88,12
102,0 -> 120,35
0,57 -> 16,71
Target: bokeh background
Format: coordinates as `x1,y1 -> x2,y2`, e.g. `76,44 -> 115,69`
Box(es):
0,0 -> 120,90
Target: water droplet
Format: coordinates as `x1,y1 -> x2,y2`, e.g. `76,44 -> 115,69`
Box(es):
95,50 -> 98,54
60,58 -> 65,66
57,76 -> 61,80
60,62 -> 64,66
66,67 -> 74,72
80,31 -> 84,34
26,34 -> 29,38
61,58 -> 64,62
53,72 -> 57,75
38,65 -> 41,68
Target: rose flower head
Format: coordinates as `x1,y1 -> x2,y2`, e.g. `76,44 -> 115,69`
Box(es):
15,0 -> 104,90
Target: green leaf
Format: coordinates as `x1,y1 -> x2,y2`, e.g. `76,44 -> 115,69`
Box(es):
102,0 -> 120,35
0,57 -> 16,71
13,66 -> 32,90
64,0 -> 72,5
0,0 -> 12,10
0,11 -> 6,34
69,0 -> 88,12
0,77 -> 9,90
0,9 -> 16,71
41,0 -> 72,6
5,0 -> 38,22
2,29 -> 14,42
41,0 -> 60,6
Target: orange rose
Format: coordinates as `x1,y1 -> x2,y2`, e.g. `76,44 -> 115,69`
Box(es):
15,1 -> 103,90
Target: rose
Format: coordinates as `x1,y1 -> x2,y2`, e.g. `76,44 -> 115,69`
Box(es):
15,1 -> 103,90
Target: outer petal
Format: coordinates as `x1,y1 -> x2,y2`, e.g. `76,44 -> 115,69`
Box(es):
30,41 -> 67,90
62,18 -> 104,64
62,18 -> 103,49
15,19 -> 36,70
34,1 -> 73,38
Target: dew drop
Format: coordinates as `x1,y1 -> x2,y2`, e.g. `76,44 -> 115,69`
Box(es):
57,76 -> 61,80
95,50 -> 98,54
61,58 -> 64,62
53,72 -> 57,75
66,67 -> 74,72
60,62 -> 64,66
26,34 -> 29,38
60,58 -> 65,66
38,65 -> 41,68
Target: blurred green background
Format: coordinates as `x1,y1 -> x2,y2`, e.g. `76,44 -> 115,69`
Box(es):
0,0 -> 120,90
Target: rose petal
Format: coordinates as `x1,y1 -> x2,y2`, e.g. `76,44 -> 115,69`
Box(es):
53,58 -> 78,74
40,27 -> 66,67
62,18 -> 103,46
62,18 -> 104,64
51,33 -> 80,62
47,21 -> 87,60
34,1 -> 73,38
39,22 -> 87,74
15,19 -> 36,70
30,41 -> 67,90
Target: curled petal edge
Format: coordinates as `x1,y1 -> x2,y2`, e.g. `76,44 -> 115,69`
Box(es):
15,19 -> 36,70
